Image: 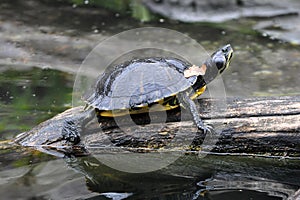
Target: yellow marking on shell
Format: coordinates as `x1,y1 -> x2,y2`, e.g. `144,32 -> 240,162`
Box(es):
99,109 -> 129,117
98,104 -> 179,117
190,85 -> 207,100
98,95 -> 179,117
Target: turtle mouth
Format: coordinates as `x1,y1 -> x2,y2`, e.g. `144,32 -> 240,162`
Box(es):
218,45 -> 233,74
228,51 -> 233,61
227,52 -> 233,66
225,45 -> 234,67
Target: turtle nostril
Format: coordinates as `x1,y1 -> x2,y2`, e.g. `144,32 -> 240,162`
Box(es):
222,44 -> 231,53
229,52 -> 233,60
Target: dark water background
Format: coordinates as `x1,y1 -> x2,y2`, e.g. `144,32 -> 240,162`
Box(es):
0,0 -> 299,199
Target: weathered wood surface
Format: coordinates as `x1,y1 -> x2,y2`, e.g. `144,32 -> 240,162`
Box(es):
198,96 -> 300,157
14,96 -> 300,157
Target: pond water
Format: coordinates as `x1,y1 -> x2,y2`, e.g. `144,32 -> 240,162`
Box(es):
0,1 -> 299,199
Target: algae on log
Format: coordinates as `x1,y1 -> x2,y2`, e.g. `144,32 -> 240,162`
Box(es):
14,96 -> 300,157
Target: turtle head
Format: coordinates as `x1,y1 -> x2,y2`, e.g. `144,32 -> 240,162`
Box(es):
199,44 -> 233,84
184,44 -> 233,85
211,44 -> 233,74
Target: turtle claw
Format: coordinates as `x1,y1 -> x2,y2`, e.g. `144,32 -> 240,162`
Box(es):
203,124 -> 217,135
201,125 -> 217,135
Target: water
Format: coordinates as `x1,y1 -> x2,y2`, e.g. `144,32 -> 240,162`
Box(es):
1,149 -> 299,199
0,1 -> 300,199
0,68 -> 73,140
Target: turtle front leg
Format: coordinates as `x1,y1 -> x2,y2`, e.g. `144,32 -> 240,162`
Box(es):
178,93 -> 215,134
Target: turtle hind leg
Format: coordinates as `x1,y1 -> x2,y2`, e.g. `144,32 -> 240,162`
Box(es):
178,93 -> 215,134
61,120 -> 81,144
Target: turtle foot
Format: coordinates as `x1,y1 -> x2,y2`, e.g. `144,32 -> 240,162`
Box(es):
61,120 -> 81,144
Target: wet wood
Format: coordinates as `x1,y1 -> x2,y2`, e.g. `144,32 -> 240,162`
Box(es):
14,96 -> 300,157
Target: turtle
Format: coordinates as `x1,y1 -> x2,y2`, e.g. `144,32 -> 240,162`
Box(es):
66,44 -> 233,143
13,44 -> 233,151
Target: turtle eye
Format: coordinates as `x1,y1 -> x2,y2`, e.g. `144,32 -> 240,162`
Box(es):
214,57 -> 225,70
216,60 -> 224,69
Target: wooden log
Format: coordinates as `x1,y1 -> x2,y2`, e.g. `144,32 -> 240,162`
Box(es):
14,96 -> 300,157
196,96 -> 300,157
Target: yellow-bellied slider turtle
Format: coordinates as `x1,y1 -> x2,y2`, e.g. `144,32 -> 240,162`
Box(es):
16,44 -> 233,147
66,44 -> 233,144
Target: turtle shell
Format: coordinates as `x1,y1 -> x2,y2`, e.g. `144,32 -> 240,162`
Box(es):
86,58 -> 197,110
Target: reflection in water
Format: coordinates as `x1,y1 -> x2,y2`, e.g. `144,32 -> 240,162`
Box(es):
197,173 -> 297,200
3,152 -> 298,199
62,154 -> 299,199
65,155 -> 197,199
